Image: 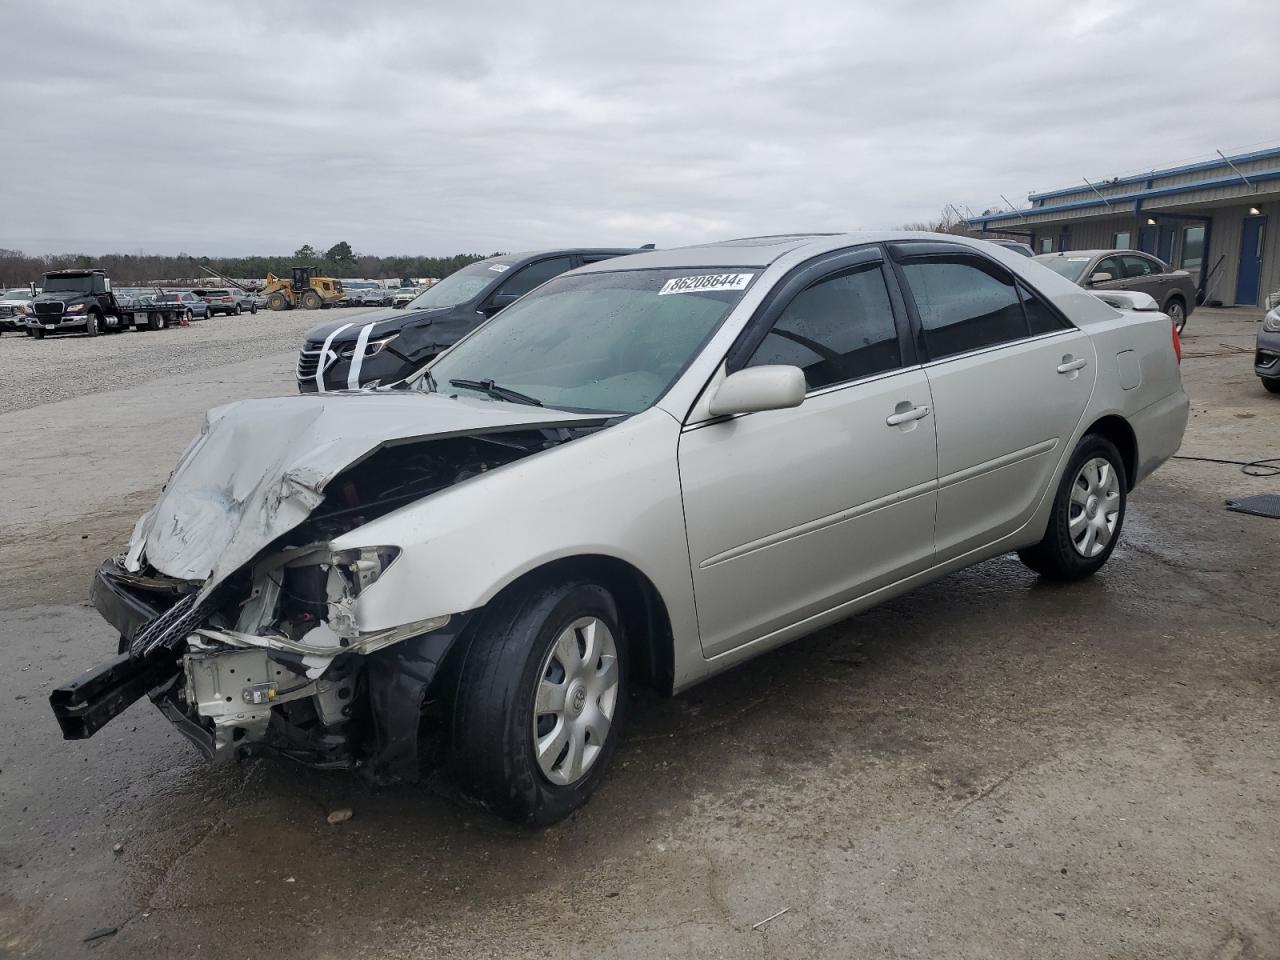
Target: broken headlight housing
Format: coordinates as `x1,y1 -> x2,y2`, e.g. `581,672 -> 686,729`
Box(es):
329,545 -> 401,597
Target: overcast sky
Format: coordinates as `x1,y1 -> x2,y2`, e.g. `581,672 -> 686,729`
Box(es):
3,0 -> 1277,257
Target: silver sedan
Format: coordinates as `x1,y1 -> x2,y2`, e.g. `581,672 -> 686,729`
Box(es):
54,232 -> 1189,825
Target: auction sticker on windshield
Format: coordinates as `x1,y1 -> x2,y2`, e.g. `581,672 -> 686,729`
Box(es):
658,273 -> 753,295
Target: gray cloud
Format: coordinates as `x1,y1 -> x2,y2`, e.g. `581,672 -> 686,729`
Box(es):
2,0 -> 1277,255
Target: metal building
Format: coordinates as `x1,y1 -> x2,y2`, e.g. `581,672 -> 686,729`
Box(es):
967,146 -> 1280,307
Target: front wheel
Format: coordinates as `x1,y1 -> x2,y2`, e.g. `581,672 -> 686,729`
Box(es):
1263,377 -> 1280,395
250,302 -> 258,315
452,580 -> 628,825
84,312 -> 100,336
1018,434 -> 1127,580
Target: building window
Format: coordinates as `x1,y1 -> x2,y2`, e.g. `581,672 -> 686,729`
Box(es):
1039,237 -> 1053,253
1180,225 -> 1205,271
1113,231 -> 1131,249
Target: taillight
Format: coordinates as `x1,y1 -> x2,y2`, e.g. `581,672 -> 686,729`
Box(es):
1171,318 -> 1181,363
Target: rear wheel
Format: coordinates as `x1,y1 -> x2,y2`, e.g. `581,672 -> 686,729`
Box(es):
453,579 -> 628,825
1263,377 -> 1280,395
300,290 -> 323,310
183,308 -> 193,324
1018,434 -> 1127,580
1165,297 -> 1186,334
147,311 -> 165,331
234,304 -> 243,316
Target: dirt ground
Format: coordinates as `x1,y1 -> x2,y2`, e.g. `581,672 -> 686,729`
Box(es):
0,307 -> 1277,959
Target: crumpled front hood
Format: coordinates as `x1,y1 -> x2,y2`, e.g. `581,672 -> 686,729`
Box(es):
126,391 -> 607,602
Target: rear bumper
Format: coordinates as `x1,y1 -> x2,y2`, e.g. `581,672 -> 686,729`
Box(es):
1130,388 -> 1190,485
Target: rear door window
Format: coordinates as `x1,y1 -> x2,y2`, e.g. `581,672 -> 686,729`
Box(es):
898,256 -> 1028,360
746,263 -> 901,390
1018,282 -> 1071,335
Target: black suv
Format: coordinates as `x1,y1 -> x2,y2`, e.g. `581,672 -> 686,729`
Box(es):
296,248 -> 640,392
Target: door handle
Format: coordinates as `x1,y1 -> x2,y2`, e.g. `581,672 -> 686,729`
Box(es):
1057,358 -> 1088,374
886,404 -> 930,426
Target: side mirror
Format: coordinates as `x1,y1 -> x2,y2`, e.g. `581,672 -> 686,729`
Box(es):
708,365 -> 806,417
481,293 -> 519,316
1089,271 -> 1113,285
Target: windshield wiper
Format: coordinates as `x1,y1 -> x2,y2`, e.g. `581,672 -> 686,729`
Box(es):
448,378 -> 543,407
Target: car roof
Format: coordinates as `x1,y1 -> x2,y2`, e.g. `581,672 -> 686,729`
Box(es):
1032,249 -> 1158,261
481,248 -> 645,268
572,231 -> 1042,273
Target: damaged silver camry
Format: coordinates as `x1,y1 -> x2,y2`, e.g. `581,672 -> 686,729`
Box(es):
51,233 -> 1188,824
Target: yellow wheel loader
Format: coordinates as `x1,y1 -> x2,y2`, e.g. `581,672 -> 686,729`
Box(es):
262,267 -> 344,311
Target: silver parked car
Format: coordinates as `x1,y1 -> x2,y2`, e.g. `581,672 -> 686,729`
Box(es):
52,232 -> 1188,825
1034,249 -> 1196,332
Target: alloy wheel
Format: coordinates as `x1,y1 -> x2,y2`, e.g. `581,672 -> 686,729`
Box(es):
1069,457 -> 1120,557
532,616 -> 620,786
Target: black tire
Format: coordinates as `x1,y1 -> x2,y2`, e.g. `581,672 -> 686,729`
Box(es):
147,311 -> 165,331
452,579 -> 628,825
84,311 -> 100,336
267,293 -> 289,311
250,303 -> 258,315
1018,434 -> 1128,581
300,290 -> 323,310
234,304 -> 243,316
1165,296 -> 1187,334
33,327 -> 45,339
1263,377 -> 1280,395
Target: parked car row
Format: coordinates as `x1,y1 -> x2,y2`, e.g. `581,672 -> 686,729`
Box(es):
3,276 -> 271,337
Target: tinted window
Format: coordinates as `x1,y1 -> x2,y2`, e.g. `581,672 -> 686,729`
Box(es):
1093,256 -> 1123,282
746,264 -> 900,389
1018,282 -> 1069,335
496,257 -> 576,300
1113,231 -> 1131,249
1121,255 -> 1157,278
900,257 -> 1027,360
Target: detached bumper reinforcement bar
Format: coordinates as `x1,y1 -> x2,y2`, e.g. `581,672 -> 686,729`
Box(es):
49,648 -> 180,740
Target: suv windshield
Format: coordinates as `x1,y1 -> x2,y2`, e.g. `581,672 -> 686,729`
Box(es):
405,261 -> 504,310
42,275 -> 95,293
1033,256 -> 1092,282
425,268 -> 756,414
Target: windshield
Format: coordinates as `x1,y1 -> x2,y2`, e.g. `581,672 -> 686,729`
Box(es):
1,290 -> 32,301
424,268 -> 756,414
42,275 -> 95,293
1033,256 -> 1091,282
405,261 -> 503,310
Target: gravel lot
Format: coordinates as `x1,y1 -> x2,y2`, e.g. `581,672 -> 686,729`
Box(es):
0,307 -> 379,412
0,307 -> 1277,959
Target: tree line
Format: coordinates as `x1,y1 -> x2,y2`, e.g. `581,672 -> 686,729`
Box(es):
0,242 -> 497,289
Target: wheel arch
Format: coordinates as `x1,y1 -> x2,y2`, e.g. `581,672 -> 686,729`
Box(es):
471,554 -> 675,696
1083,414 -> 1138,491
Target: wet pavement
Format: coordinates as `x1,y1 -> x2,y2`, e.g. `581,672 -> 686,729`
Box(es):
1,309 -> 1277,958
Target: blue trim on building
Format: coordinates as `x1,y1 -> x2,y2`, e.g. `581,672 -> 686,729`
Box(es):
1026,146 -> 1280,202
971,168 -> 1280,228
